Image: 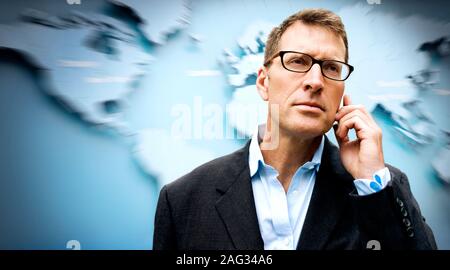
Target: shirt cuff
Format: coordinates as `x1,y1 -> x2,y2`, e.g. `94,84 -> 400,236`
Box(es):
353,167 -> 391,196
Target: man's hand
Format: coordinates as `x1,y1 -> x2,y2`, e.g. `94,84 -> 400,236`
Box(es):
333,95 -> 385,180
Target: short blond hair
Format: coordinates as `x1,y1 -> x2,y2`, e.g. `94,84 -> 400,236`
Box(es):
264,8 -> 349,65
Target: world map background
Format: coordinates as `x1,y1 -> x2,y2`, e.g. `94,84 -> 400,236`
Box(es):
0,0 -> 449,249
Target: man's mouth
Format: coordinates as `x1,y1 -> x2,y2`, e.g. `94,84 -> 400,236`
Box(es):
292,101 -> 325,112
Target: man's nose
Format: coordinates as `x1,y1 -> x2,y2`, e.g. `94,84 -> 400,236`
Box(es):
302,63 -> 324,93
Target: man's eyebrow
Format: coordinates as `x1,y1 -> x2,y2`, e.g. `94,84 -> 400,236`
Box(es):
299,51 -> 345,62
283,48 -> 343,60
317,54 -> 345,62
314,51 -> 345,61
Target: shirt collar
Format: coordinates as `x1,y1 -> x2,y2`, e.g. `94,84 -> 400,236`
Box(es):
249,124 -> 325,178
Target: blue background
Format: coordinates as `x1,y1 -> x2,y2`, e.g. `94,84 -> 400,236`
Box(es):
0,0 -> 449,249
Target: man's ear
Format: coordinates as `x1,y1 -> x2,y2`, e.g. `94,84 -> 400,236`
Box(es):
256,66 -> 269,101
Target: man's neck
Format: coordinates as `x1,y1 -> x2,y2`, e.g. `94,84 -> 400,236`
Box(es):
260,126 -> 322,193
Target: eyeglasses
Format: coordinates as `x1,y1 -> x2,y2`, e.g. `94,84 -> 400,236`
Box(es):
264,51 -> 354,81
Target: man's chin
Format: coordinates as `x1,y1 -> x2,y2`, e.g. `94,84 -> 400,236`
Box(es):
282,122 -> 326,139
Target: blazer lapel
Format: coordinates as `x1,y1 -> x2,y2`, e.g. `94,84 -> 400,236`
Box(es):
297,137 -> 354,250
215,141 -> 264,250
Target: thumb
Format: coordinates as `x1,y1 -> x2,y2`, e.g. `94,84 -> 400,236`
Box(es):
333,123 -> 342,146
343,94 -> 352,106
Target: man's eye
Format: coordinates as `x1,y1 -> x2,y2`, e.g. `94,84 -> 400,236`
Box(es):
290,58 -> 307,65
324,63 -> 341,73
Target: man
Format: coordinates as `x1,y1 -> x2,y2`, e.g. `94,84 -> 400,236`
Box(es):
153,9 -> 437,250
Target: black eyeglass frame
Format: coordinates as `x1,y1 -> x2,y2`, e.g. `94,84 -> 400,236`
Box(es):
264,50 -> 354,81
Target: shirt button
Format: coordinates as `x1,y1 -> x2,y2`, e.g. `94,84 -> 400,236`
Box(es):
406,227 -> 415,238
403,218 -> 411,227
400,207 -> 408,217
396,197 -> 404,207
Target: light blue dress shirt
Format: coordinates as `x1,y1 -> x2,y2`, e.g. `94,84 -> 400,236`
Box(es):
249,125 -> 391,250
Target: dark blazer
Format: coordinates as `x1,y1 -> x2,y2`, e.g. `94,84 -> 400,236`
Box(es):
153,137 -> 437,250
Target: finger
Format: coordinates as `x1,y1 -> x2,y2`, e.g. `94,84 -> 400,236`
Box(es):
333,123 -> 348,146
335,104 -> 374,121
338,110 -> 372,128
336,115 -> 371,141
336,104 -> 364,120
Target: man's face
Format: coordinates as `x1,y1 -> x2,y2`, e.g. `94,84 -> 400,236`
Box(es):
257,22 -> 347,139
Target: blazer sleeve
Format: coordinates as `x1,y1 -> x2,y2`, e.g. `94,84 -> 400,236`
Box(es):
349,165 -> 437,250
153,185 -> 177,250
